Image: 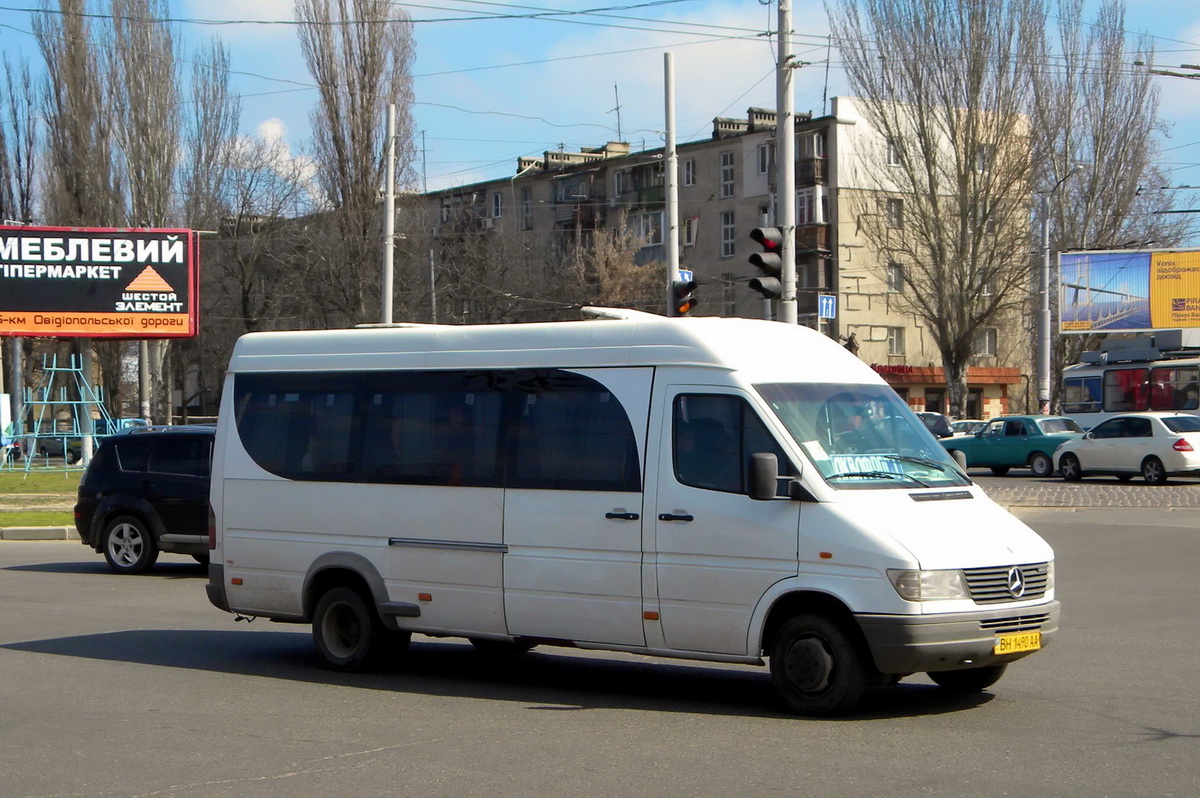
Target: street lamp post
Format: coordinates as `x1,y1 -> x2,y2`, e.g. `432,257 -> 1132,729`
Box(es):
1037,165 -> 1084,414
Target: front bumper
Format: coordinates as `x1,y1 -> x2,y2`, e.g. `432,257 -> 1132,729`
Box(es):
857,600 -> 1060,674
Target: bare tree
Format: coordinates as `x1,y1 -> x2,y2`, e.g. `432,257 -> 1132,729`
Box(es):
295,0 -> 417,326
830,0 -> 1045,417
1,57 -> 39,224
107,0 -> 181,422
34,0 -> 124,226
180,38 -> 240,231
1031,0 -> 1195,402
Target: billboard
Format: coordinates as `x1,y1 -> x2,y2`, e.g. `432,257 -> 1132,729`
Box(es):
1058,248 -> 1200,334
0,226 -> 198,338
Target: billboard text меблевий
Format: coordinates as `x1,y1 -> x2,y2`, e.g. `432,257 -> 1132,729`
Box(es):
0,226 -> 198,338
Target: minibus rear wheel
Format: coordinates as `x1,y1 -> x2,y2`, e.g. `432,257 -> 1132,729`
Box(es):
313,586 -> 399,672
769,614 -> 867,717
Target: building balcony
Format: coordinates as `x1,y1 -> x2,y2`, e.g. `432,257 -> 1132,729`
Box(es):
798,157 -> 827,186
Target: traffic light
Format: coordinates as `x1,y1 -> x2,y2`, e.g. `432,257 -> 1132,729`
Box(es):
670,278 -> 699,316
748,227 -> 783,299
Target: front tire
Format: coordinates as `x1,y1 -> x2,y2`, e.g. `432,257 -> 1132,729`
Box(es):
1142,456 -> 1168,485
1059,452 -> 1082,482
102,516 -> 158,574
1028,452 -> 1053,477
950,449 -> 968,470
928,664 -> 1007,692
769,614 -> 869,717
313,586 -> 408,672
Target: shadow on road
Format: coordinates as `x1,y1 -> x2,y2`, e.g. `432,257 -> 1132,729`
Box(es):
2,627 -> 993,721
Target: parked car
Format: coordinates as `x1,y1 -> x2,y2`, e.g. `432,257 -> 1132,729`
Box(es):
1,438 -> 18,462
916,411 -> 954,438
1053,412 -> 1200,484
74,425 -> 215,574
34,436 -> 83,463
951,419 -> 987,437
941,415 -> 1084,477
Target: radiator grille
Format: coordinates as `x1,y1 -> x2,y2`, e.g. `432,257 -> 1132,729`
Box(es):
963,563 -> 1050,604
979,613 -> 1051,634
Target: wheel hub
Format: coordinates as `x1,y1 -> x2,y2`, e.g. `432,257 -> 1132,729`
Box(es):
784,636 -> 834,693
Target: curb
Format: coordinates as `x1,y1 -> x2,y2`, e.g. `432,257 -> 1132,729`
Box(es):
0,526 -> 78,541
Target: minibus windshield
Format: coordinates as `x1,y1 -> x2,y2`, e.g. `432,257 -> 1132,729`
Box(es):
756,383 -> 970,489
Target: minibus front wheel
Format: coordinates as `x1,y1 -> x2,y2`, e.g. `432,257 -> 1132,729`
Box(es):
313,586 -> 407,671
769,614 -> 868,717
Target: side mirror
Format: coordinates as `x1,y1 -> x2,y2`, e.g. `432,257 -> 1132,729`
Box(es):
748,452 -> 780,501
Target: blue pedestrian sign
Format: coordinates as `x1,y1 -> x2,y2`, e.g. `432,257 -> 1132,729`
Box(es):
818,294 -> 837,319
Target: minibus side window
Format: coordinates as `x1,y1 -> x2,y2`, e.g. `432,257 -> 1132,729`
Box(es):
508,370 -> 640,492
234,373 -> 361,480
673,395 -> 787,494
361,371 -> 505,487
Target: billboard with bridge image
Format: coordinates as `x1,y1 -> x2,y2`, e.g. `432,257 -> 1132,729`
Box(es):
1058,248 -> 1200,333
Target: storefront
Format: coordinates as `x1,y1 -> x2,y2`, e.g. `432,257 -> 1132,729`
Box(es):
870,364 -> 1024,419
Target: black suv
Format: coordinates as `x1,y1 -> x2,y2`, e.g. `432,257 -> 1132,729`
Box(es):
74,425 -> 215,574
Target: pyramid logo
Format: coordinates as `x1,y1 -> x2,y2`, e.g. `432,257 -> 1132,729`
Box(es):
125,266 -> 174,293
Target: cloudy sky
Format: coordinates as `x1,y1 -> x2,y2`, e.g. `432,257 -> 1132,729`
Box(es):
3,0 -> 1200,195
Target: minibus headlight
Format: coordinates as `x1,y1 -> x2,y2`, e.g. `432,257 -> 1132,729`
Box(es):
887,569 -> 969,601
1045,561 -> 1055,592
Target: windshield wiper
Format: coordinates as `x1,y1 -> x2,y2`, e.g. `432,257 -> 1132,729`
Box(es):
826,470 -> 930,487
881,454 -> 950,473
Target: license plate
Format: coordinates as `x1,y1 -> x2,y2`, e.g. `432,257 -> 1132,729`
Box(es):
994,631 -> 1041,655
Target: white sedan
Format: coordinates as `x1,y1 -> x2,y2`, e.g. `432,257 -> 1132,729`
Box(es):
1053,412 -> 1200,484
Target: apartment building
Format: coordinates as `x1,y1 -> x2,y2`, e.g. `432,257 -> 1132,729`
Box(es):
423,97 -> 1027,418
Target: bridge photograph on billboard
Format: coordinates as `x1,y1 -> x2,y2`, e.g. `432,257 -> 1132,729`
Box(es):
0,226 -> 198,338
1058,248 -> 1200,334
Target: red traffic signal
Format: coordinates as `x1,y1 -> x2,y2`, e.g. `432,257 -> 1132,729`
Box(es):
749,227 -> 783,298
671,279 -> 699,316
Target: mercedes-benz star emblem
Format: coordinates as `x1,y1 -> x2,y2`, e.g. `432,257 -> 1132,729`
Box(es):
1007,566 -> 1026,598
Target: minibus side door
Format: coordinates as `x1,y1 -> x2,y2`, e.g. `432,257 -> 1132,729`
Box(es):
650,388 -> 800,656
502,368 -> 652,647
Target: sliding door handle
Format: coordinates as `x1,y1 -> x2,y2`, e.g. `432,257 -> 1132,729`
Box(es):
657,513 -> 694,522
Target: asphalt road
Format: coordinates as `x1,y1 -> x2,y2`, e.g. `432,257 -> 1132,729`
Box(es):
0,500 -> 1197,797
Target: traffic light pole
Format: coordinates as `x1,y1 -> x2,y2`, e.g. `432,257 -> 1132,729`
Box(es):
776,0 -> 797,325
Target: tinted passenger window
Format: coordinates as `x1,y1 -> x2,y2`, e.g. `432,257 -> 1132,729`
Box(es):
509,370 -> 640,492
236,373 -> 361,480
673,394 -> 787,494
116,440 -> 152,472
362,371 -> 503,487
149,438 -> 211,477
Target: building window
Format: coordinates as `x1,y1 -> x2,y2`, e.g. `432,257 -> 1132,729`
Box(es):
719,152 -> 735,198
683,216 -> 698,247
492,192 -> 503,218
720,211 -> 735,258
521,188 -> 532,230
975,327 -> 997,357
722,272 -> 737,316
885,198 -> 904,229
799,132 -> 825,159
886,139 -> 902,167
887,326 -> 905,356
683,159 -> 695,187
757,143 -> 772,174
631,211 -> 663,246
797,189 -> 813,225
886,261 -> 904,293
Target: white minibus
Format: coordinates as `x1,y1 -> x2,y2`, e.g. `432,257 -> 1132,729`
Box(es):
206,308 -> 1058,716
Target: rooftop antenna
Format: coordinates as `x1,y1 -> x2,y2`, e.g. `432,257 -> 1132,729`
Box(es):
610,84 -> 623,141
